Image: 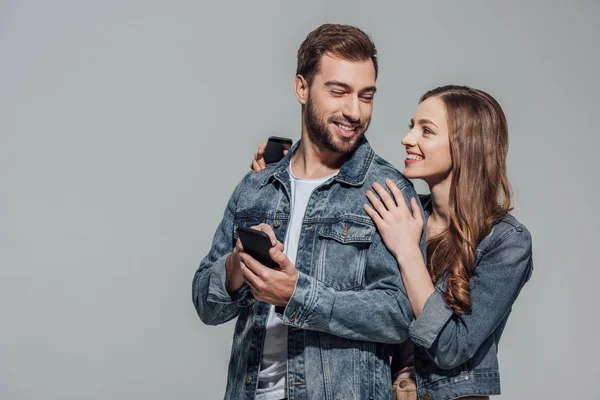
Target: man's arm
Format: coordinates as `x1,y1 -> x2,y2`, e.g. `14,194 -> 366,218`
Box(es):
192,183 -> 254,325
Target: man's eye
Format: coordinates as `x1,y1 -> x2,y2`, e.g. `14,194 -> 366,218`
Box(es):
331,91 -> 345,96
361,96 -> 374,102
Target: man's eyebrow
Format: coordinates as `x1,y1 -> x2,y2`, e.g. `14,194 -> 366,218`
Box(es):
324,81 -> 352,90
324,81 -> 377,94
361,86 -> 377,94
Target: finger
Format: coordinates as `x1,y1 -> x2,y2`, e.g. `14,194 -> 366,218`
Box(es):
251,159 -> 262,173
239,251 -> 271,280
252,223 -> 277,246
256,142 -> 267,159
240,259 -> 263,291
244,277 -> 260,296
366,190 -> 388,218
234,239 -> 244,251
363,204 -> 384,226
410,197 -> 424,223
269,247 -> 293,270
274,240 -> 285,252
372,182 -> 397,211
283,149 -> 289,155
257,156 -> 266,170
385,179 -> 410,215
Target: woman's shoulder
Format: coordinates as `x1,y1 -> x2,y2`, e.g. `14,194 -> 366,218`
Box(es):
477,213 -> 532,256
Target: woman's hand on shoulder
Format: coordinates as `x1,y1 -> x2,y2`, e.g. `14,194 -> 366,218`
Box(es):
250,142 -> 268,172
364,179 -> 424,263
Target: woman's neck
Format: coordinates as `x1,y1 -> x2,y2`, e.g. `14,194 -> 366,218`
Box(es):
427,177 -> 452,237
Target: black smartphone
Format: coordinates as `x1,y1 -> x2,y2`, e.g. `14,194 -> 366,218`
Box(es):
236,226 -> 280,268
263,136 -> 293,164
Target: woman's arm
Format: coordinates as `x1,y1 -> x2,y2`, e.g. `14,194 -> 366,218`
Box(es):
408,227 -> 533,369
364,179 -> 435,317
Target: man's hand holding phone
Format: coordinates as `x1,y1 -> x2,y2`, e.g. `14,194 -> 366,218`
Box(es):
236,224 -> 299,306
225,224 -> 283,294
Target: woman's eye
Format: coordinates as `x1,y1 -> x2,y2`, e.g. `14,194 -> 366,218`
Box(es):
423,127 -> 432,134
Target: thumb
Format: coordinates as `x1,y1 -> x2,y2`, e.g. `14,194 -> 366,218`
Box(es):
270,247 -> 293,270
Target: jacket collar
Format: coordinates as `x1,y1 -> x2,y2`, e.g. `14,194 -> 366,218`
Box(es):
262,136 -> 375,187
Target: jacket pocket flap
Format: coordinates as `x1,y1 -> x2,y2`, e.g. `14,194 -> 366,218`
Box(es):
318,219 -> 375,244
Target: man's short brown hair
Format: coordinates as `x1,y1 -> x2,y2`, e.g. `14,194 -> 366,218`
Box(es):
296,24 -> 378,86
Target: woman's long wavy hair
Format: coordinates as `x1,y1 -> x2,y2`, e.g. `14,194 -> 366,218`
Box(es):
421,85 -> 512,315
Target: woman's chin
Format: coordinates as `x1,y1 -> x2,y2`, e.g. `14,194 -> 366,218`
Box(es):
402,169 -> 421,179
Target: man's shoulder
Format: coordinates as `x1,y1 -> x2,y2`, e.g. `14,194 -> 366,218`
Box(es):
367,153 -> 413,189
229,168 -> 274,203
237,166 -> 275,187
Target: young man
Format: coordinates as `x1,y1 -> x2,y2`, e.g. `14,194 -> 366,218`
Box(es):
192,24 -> 424,400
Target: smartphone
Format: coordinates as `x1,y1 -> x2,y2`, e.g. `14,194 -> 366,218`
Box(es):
263,136 -> 293,164
236,226 -> 280,268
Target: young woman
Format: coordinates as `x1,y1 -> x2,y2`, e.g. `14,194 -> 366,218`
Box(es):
250,85 -> 533,400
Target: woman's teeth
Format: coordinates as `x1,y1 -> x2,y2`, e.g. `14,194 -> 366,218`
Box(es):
406,154 -> 423,160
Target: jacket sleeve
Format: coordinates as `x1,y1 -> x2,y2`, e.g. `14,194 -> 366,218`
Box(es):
407,225 -> 533,369
192,180 -> 253,325
280,182 -> 425,344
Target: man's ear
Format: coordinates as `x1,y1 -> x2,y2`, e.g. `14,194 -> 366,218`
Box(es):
294,75 -> 309,105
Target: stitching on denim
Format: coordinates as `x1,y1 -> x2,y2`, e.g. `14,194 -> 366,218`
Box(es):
478,226 -> 523,257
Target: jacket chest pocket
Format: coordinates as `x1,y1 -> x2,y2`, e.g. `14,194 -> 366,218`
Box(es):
316,218 -> 375,291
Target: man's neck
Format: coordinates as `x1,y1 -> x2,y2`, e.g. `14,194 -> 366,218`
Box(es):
290,132 -> 347,179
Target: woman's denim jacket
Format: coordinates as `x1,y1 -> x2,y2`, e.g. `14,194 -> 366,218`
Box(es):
192,138 -> 426,400
406,195 -> 533,400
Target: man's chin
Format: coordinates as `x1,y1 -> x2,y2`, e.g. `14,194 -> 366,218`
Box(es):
328,134 -> 362,154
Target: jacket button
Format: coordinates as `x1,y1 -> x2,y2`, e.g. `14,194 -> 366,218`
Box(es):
423,393 -> 432,400
273,220 -> 281,228
246,375 -> 252,385
341,223 -> 349,236
399,380 -> 408,389
253,321 -> 260,329
289,309 -> 297,323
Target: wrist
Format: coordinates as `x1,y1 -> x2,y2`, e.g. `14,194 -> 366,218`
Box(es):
225,251 -> 244,294
395,246 -> 424,268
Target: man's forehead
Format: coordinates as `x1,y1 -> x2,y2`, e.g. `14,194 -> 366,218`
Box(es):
315,53 -> 376,88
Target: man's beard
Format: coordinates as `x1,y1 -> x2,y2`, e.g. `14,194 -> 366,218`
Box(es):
305,95 -> 370,154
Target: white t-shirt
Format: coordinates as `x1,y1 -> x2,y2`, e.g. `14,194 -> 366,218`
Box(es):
255,165 -> 338,400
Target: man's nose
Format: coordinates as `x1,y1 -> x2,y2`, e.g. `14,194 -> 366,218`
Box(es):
342,96 -> 361,123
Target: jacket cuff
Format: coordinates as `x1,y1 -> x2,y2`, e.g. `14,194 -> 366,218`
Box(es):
206,254 -> 253,306
408,289 -> 454,348
282,271 -> 318,327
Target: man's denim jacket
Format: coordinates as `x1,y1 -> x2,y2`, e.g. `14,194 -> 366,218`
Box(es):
193,138 -> 425,400
406,195 -> 533,400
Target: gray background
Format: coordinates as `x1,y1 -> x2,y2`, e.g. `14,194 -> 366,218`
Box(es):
1,1 -> 598,399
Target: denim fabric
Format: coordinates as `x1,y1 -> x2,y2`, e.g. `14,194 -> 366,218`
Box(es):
407,195 -> 534,400
193,137 -> 425,400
